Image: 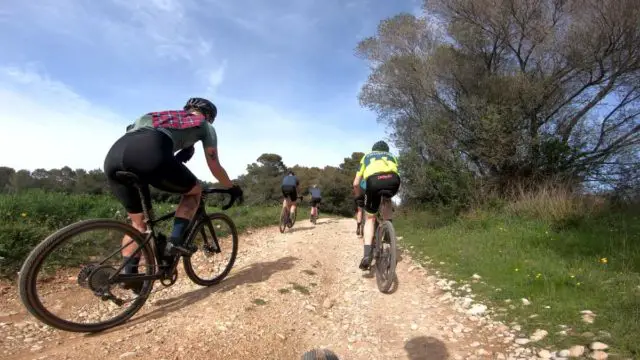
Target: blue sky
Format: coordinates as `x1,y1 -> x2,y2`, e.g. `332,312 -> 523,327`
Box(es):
0,0 -> 421,180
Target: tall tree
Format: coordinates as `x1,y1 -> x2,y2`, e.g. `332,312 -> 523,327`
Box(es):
357,0 -> 640,202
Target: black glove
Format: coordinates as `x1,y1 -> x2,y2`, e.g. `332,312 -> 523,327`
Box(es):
175,146 -> 195,163
228,184 -> 243,200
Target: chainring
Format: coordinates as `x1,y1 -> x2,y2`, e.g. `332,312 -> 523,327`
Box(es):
160,268 -> 178,286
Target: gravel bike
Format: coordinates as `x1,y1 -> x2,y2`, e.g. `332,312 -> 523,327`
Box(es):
18,171 -> 242,333
309,198 -> 320,225
368,190 -> 398,293
279,196 -> 301,233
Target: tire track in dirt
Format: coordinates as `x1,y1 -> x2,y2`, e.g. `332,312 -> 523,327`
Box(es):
1,217 -> 526,360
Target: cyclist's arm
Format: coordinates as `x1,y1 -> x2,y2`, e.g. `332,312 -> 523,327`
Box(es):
202,124 -> 233,188
353,160 -> 365,194
204,147 -> 233,188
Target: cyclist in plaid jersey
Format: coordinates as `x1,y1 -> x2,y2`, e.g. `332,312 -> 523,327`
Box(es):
104,98 -> 243,292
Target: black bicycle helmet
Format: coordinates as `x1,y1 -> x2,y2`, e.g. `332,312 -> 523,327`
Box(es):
184,97 -> 217,122
288,170 -> 295,176
372,140 -> 390,152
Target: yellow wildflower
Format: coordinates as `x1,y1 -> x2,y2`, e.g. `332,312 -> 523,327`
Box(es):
21,212 -> 27,217
600,258 -> 608,264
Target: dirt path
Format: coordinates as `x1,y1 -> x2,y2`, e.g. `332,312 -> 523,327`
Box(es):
0,217 -> 530,360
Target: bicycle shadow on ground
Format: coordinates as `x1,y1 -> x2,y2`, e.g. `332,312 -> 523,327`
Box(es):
404,336 -> 448,360
317,218 -> 339,224
89,256 -> 300,335
286,226 -> 315,233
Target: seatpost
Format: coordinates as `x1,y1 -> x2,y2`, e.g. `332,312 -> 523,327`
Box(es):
135,184 -> 153,231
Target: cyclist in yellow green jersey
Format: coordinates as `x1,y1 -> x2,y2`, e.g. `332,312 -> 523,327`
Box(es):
352,140 -> 401,270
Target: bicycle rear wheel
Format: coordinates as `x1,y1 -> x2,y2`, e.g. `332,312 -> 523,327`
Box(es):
183,213 -> 239,286
18,219 -> 154,332
279,207 -> 288,233
375,220 -> 397,293
289,206 -> 297,228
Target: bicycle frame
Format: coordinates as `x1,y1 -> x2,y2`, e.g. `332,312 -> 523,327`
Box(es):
109,181 -> 238,285
373,195 -> 393,246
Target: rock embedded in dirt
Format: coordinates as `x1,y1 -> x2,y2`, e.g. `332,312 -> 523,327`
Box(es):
538,349 -> 552,359
590,342 -> 609,351
590,351 -> 608,360
568,345 -> 586,357
530,329 -> 548,342
322,298 -> 335,309
581,310 -> 596,324
521,298 -> 531,306
557,349 -> 571,357
467,303 -> 487,315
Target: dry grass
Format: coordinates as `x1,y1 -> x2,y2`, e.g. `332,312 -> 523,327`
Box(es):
506,183 -> 605,222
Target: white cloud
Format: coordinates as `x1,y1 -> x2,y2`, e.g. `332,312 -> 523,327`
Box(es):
0,0 -> 399,184
0,66 -> 389,182
205,61 -> 228,96
0,66 -> 125,172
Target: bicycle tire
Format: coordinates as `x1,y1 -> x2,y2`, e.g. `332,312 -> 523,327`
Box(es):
301,348 -> 340,360
183,213 -> 239,286
18,219 -> 154,333
375,220 -> 397,293
279,207 -> 288,233
289,207 -> 297,228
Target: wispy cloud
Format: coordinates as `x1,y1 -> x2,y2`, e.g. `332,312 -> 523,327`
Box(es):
0,65 -> 124,172
0,0 -> 413,181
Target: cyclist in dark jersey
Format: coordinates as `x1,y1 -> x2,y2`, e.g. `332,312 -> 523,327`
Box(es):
309,184 -> 322,219
281,170 -> 300,225
104,98 -> 243,291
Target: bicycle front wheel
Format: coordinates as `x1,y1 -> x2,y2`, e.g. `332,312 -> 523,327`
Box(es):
375,220 -> 397,293
183,213 -> 239,286
18,219 -> 155,333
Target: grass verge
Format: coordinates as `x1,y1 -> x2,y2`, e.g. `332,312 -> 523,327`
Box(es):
395,206 -> 640,357
0,190 -> 281,277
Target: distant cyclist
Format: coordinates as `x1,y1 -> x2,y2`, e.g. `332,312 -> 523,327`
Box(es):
352,140 -> 400,270
309,184 -> 322,219
281,170 -> 300,225
104,97 -> 243,292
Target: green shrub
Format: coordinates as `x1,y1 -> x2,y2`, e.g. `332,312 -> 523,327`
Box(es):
0,191 -> 283,278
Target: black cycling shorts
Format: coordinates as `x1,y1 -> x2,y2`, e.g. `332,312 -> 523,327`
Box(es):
364,172 -> 401,214
311,197 -> 321,207
354,193 -> 365,208
103,128 -> 198,213
282,185 -> 298,202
